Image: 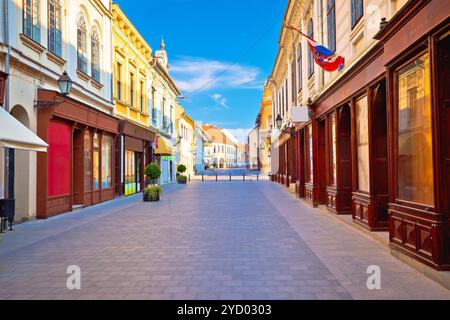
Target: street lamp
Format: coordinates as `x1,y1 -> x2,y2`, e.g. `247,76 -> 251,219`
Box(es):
34,71 -> 73,110
58,71 -> 73,96
276,114 -> 283,130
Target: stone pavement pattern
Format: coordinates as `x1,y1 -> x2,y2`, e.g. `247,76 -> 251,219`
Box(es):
0,181 -> 449,300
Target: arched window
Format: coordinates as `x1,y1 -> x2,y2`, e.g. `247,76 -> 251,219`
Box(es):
327,0 -> 336,52
351,0 -> 364,29
77,13 -> 88,74
307,18 -> 314,79
23,0 -> 40,42
91,27 -> 100,82
297,43 -> 302,93
48,0 -> 62,56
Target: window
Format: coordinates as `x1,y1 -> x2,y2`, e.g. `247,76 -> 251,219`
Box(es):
48,0 -> 62,56
102,135 -> 113,189
116,62 -> 122,100
327,0 -> 336,52
24,0 -> 40,42
351,0 -> 364,29
396,53 -> 434,206
285,79 -> 288,113
77,13 -> 88,73
130,73 -> 134,106
91,27 -> 100,82
84,131 -> 92,192
306,125 -> 313,182
291,52 -> 297,102
307,18 -> 314,78
162,98 -> 166,127
356,96 -> 370,192
93,133 -> 100,191
151,87 -> 156,122
125,150 -> 136,195
330,113 -> 337,186
140,81 -> 144,112
297,43 -> 302,93
170,105 -> 173,132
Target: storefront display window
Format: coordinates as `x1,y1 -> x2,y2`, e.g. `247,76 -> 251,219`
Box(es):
125,150 -> 136,195
356,96 -> 370,192
102,135 -> 113,189
93,133 -> 100,190
306,125 -> 313,182
330,114 -> 337,186
396,53 -> 434,206
84,131 -> 92,192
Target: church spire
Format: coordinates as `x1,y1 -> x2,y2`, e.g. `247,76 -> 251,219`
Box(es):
160,37 -> 165,50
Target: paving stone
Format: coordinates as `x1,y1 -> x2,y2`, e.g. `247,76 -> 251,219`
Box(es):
0,181 -> 448,300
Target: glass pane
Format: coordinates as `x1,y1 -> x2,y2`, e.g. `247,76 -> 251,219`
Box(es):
84,131 -> 92,192
308,125 -> 313,182
356,95 -> 370,192
330,114 -> 337,186
125,150 -> 136,195
397,53 -> 434,206
93,150 -> 99,190
93,133 -> 100,190
102,135 -> 113,189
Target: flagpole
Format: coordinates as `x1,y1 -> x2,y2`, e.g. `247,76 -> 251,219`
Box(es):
284,24 -> 315,43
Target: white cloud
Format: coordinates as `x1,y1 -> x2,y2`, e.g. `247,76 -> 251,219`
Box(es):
224,128 -> 252,144
170,56 -> 262,93
210,93 -> 229,109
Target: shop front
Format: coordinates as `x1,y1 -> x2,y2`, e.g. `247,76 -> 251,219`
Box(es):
154,135 -> 175,184
36,89 -> 119,219
306,0 -> 450,269
116,120 -> 155,196
374,0 -> 450,270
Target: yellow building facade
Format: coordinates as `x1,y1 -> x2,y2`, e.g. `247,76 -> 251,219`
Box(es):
112,4 -> 156,196
112,3 -> 151,127
175,104 -> 195,177
258,85 -> 273,175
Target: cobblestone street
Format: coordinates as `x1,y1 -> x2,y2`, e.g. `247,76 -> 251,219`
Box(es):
0,181 -> 448,300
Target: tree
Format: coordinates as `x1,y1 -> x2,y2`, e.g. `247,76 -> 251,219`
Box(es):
144,163 -> 161,185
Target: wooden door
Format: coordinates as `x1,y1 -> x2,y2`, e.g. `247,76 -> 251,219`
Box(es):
338,104 -> 353,212
318,119 -> 327,204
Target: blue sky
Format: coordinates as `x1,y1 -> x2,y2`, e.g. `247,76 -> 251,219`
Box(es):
114,0 -> 286,142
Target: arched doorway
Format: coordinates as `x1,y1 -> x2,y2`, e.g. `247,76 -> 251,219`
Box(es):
10,105 -> 31,222
219,158 -> 225,169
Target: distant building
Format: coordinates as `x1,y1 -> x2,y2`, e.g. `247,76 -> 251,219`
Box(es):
202,124 -> 238,169
247,127 -> 259,170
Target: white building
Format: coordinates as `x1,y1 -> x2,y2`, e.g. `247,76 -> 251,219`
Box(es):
0,0 -> 114,221
247,127 -> 259,170
150,39 -> 181,184
203,124 -> 238,169
193,122 -> 212,174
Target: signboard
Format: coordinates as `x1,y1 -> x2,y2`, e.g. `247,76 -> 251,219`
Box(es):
291,105 -> 310,123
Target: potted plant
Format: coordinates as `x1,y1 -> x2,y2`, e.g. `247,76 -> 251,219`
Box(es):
144,163 -> 162,202
177,164 -> 187,184
143,185 -> 162,202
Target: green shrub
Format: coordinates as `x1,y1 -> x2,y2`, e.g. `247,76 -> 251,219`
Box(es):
145,163 -> 161,184
177,164 -> 186,173
144,185 -> 162,198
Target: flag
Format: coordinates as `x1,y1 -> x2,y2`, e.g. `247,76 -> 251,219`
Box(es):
305,37 -> 345,72
286,25 -> 345,72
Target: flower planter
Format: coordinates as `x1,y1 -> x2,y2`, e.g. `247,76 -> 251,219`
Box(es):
143,191 -> 160,202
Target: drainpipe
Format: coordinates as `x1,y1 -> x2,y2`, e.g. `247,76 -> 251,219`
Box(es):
3,0 -> 15,228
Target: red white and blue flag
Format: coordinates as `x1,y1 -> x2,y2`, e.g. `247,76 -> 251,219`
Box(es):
286,25 -> 345,72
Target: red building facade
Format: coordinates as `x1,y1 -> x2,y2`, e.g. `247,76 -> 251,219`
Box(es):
37,89 -> 119,219
271,0 -> 450,270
